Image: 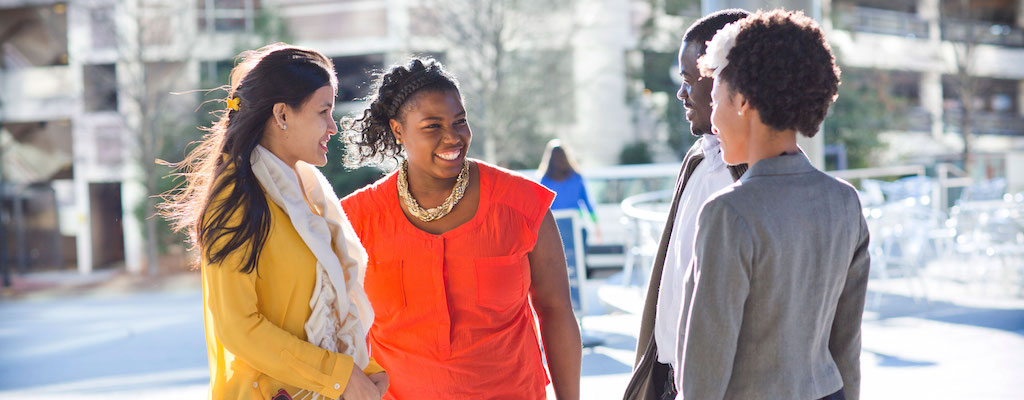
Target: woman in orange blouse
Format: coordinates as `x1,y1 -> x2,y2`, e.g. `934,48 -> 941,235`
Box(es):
340,58 -> 582,399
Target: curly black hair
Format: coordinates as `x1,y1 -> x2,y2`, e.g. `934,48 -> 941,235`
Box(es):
706,9 -> 840,137
683,8 -> 750,54
342,57 -> 460,168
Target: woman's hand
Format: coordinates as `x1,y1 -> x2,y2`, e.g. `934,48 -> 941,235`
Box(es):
339,367 -> 383,400
368,372 -> 389,396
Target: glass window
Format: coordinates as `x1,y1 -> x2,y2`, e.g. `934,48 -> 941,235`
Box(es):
332,54 -> 385,102
889,71 -> 921,106
83,64 -> 118,112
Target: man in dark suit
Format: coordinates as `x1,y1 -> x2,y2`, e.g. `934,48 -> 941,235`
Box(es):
623,9 -> 749,400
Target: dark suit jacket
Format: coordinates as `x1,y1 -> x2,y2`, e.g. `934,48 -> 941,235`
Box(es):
623,137 -> 746,400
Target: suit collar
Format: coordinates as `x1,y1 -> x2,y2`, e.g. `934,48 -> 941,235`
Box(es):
739,152 -> 816,182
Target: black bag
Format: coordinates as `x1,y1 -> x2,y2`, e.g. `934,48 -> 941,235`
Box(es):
622,332 -> 664,400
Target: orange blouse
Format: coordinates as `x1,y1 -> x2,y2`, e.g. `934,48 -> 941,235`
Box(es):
341,161 -> 555,399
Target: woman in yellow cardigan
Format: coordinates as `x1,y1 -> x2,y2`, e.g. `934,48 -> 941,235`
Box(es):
162,44 -> 386,400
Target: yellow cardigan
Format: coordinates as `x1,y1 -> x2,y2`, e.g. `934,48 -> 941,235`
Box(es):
201,184 -> 383,400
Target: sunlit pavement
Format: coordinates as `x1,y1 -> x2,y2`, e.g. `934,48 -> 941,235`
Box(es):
0,286 -> 208,400
2,272 -> 1023,399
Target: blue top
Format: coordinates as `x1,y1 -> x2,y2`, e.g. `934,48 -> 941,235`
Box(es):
540,172 -> 597,221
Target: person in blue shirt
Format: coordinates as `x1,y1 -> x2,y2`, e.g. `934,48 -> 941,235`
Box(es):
538,139 -> 600,242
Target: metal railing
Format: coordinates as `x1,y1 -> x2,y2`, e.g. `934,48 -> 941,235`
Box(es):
828,164 -> 926,182
835,6 -> 1024,48
615,162 -> 1024,298
901,107 -> 934,132
836,6 -> 930,38
619,190 -> 673,287
942,18 -> 1024,47
943,110 -> 1024,136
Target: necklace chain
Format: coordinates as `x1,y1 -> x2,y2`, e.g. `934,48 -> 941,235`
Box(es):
397,159 -> 470,222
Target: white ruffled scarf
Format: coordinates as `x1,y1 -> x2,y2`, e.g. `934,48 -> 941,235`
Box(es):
250,145 -> 373,399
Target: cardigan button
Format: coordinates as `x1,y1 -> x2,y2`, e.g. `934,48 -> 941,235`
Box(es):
334,383 -> 341,390
253,382 -> 258,388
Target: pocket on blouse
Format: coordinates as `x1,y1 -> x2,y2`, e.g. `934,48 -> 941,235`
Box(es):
364,259 -> 406,320
475,254 -> 527,311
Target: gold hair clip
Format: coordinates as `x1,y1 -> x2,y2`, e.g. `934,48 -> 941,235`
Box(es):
226,97 -> 240,111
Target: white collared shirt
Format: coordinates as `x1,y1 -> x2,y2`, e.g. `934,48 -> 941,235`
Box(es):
654,135 -> 735,365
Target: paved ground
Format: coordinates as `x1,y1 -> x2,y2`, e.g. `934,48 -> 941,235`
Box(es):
1,269 -> 1022,399
0,275 -> 208,400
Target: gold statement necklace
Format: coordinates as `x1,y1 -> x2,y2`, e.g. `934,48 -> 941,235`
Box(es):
397,159 -> 470,222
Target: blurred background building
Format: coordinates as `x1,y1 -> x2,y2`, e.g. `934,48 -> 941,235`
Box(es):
1,0 -> 1022,279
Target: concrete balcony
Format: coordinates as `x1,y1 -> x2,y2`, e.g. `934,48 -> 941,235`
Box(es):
0,66 -> 77,123
834,5 -> 1024,48
831,26 -> 1024,80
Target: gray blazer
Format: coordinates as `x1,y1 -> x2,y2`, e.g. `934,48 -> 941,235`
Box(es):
675,153 -> 870,400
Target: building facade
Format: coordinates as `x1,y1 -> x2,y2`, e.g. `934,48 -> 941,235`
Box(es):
828,0 -> 1024,177
2,0 -> 1021,276
0,0 -> 636,275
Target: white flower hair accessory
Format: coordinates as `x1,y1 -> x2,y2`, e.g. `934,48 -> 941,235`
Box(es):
700,21 -> 742,79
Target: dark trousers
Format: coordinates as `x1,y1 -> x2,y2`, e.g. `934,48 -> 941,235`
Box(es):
653,361 -> 676,400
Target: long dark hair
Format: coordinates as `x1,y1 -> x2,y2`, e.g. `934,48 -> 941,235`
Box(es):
342,57 -> 459,168
160,43 -> 337,274
537,139 -> 581,181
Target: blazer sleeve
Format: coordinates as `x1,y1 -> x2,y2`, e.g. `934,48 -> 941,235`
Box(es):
677,198 -> 753,399
829,214 -> 870,400
202,196 -> 358,399
204,251 -> 357,399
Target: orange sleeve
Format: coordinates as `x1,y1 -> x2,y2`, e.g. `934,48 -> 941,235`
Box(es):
495,169 -> 555,249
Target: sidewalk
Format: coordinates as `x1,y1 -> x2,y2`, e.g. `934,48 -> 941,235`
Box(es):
581,272 -> 1024,400
1,265 -> 1022,399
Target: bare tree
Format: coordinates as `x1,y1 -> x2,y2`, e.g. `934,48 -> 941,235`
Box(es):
945,0 -> 978,174
413,0 -> 579,168
96,0 -> 197,275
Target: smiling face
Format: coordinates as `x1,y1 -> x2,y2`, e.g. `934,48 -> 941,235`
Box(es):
390,89 -> 471,180
274,85 -> 338,167
710,77 -> 750,165
677,40 -> 714,135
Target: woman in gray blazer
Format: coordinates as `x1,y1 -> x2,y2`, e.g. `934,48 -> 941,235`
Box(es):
672,9 -> 870,400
